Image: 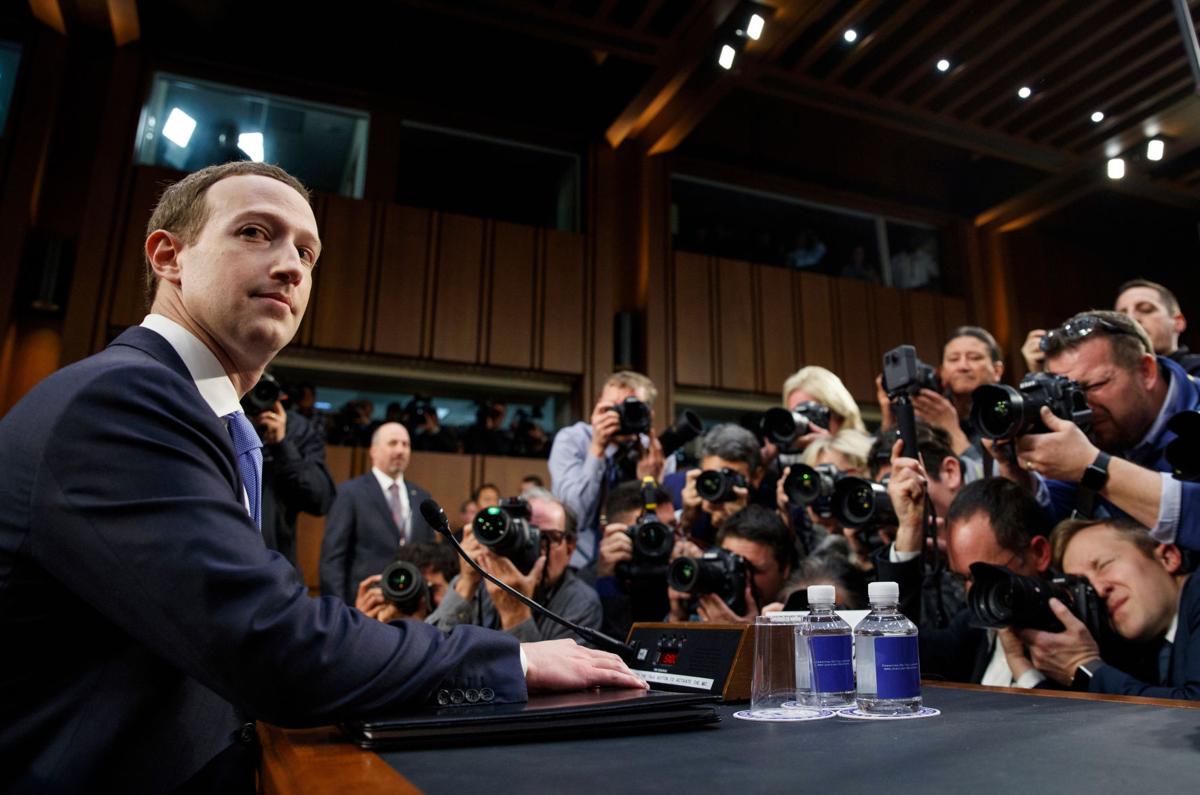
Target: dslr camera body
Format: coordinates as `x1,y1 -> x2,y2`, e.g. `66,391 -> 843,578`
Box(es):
668,547 -> 748,615
784,464 -> 895,529
695,467 -> 749,503
610,397 -> 652,436
378,560 -> 430,616
971,372 -> 1092,441
882,345 -> 941,398
241,371 -> 282,415
472,497 -> 543,575
967,562 -> 1108,639
620,478 -> 676,579
759,401 -> 832,449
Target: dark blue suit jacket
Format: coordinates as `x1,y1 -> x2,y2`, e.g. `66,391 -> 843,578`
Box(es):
319,472 -> 438,604
0,327 -> 525,793
1091,573 -> 1200,700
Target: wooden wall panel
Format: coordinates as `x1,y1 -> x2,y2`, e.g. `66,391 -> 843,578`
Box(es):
296,445 -> 356,591
834,279 -> 876,402
871,285 -> 908,357
310,195 -> 373,351
431,214 -> 485,363
540,230 -> 586,373
486,222 -> 537,369
373,205 -> 431,358
940,295 -> 969,339
108,168 -> 169,329
757,265 -> 798,394
479,457 -> 552,499
716,258 -> 757,392
798,272 -> 837,372
907,290 -> 943,366
672,252 -> 714,387
405,451 -> 476,509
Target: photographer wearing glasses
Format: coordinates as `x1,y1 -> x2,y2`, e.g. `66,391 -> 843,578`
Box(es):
426,488 -> 602,643
1008,310 -> 1200,552
1018,518 -> 1198,700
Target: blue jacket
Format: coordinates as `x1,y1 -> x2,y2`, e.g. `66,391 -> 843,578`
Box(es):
0,327 -> 525,793
1042,356 -> 1200,551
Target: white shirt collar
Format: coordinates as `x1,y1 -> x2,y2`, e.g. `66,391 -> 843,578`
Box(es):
371,467 -> 406,492
140,314 -> 242,418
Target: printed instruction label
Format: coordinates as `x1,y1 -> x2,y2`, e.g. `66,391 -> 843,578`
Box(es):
875,636 -> 921,699
633,670 -> 716,691
809,635 -> 854,693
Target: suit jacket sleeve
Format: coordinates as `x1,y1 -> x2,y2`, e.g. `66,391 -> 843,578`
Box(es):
34,367 -> 526,725
319,480 -> 357,602
267,410 -> 336,517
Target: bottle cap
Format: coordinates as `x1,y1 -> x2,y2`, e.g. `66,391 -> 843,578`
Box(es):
868,581 -> 899,601
807,585 -> 836,604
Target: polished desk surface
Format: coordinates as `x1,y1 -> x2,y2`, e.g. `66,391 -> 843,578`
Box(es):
259,684 -> 1200,794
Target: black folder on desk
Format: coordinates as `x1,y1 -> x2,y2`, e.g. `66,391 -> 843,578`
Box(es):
342,689 -> 720,749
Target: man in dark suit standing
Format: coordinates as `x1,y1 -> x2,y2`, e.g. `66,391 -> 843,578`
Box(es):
0,161 -> 644,793
320,421 -> 438,604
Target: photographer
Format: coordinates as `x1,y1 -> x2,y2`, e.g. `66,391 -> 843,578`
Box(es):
670,505 -> 799,624
679,424 -> 767,543
244,377 -> 336,569
355,542 -> 460,622
882,476 -> 1056,686
401,396 -> 458,453
549,371 -> 673,569
1019,517 -> 1198,699
427,489 -> 602,643
1008,310 -> 1200,552
594,480 -> 679,640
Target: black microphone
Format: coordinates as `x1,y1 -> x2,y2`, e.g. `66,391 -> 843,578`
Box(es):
420,499 -> 637,661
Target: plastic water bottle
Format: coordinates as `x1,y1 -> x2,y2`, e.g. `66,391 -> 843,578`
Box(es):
855,581 -> 922,715
799,585 -> 854,707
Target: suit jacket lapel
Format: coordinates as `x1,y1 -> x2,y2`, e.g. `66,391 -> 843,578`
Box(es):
363,474 -> 400,533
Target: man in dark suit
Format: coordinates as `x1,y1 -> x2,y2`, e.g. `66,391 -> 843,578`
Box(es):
1021,517 -> 1199,699
320,421 -> 438,604
0,161 -> 644,793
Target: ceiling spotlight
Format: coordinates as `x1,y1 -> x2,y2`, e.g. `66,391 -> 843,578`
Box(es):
1017,86 -> 1032,99
162,107 -> 197,148
718,44 -> 736,70
1147,138 -> 1165,161
746,13 -> 765,40
843,29 -> 858,43
936,58 -> 951,72
1091,110 -> 1105,123
237,132 -> 265,163
1107,158 -> 1125,180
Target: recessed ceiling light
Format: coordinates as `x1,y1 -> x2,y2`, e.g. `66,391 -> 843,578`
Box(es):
1091,110 -> 1105,123
1107,158 -> 1125,179
843,29 -> 858,43
718,44 -> 736,70
1017,86 -> 1032,99
936,58 -> 951,72
1147,139 -> 1165,161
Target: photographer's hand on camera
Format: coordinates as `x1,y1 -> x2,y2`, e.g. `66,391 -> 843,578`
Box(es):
1022,329 -> 1048,373
912,389 -> 971,455
635,430 -> 666,482
454,531 -> 485,600
355,574 -> 387,619
886,439 -> 928,555
1017,597 -> 1102,686
997,627 -> 1036,681
252,400 -> 288,445
479,549 -> 547,631
596,522 -> 633,578
1014,406 -> 1098,482
981,438 -> 1036,490
706,484 -> 749,529
696,583 -> 757,623
588,399 -> 624,459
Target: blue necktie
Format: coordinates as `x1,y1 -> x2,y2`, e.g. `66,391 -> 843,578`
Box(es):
224,410 -> 263,530
1158,640 -> 1173,684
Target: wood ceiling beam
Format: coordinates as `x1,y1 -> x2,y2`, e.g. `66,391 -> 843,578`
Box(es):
633,0 -> 668,33
789,0 -> 882,76
882,1 -> 1012,101
1056,73 -> 1192,151
823,0 -> 928,84
27,0 -> 139,44
854,1 -> 972,92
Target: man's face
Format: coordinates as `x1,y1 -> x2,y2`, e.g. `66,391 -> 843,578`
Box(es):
529,498 -> 573,586
721,536 -> 787,603
1062,525 -> 1180,644
1116,286 -> 1181,355
369,422 -> 411,477
1046,336 -> 1159,452
172,175 -> 320,368
942,336 -> 1001,396
423,567 -> 450,609
947,511 -> 1044,586
785,389 -> 842,434
476,487 -> 501,509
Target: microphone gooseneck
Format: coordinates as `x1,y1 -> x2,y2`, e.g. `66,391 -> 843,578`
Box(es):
419,499 -> 636,661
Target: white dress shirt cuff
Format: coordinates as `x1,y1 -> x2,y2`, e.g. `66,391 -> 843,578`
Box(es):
888,544 -> 921,563
520,646 -> 529,676
1150,473 -> 1181,544
1014,668 -> 1047,689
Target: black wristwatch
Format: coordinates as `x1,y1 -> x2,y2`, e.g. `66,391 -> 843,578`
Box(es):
1070,658 -> 1104,691
1080,451 -> 1111,492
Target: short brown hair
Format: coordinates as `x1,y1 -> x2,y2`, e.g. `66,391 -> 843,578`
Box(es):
1042,309 -> 1154,371
1049,516 -> 1158,570
945,325 -> 1002,363
603,371 -> 658,407
1117,279 -> 1180,315
143,161 -> 310,308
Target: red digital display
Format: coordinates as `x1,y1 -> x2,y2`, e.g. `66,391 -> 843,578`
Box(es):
659,651 -> 679,666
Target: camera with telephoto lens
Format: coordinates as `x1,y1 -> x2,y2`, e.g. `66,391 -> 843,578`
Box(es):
378,560 -> 429,615
783,463 -> 839,517
882,345 -> 941,398
668,547 -> 748,615
472,497 -> 543,575
966,562 -> 1108,638
759,401 -> 832,448
610,397 -> 651,436
241,371 -> 282,415
970,372 -> 1092,441
695,467 -> 748,503
831,476 -> 897,529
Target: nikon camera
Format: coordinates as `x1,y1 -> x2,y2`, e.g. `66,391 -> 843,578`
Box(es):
967,562 -> 1107,639
377,560 -> 430,615
970,372 -> 1092,441
472,497 -> 542,575
759,401 -> 832,449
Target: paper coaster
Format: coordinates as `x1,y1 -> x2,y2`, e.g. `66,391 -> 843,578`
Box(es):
782,700 -> 853,710
836,706 -> 940,720
733,707 -> 836,722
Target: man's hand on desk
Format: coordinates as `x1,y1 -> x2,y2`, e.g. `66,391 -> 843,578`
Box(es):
522,639 -> 649,693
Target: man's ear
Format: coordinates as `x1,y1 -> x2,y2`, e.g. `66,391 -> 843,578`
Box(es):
145,229 -> 184,286
1028,535 -> 1053,573
1138,352 -> 1158,389
1156,543 -> 1183,575
1174,312 -> 1187,336
993,359 -> 1004,381
941,455 -> 962,491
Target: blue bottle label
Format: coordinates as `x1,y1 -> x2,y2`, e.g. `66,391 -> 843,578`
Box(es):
809,635 -> 854,693
875,636 -> 921,699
